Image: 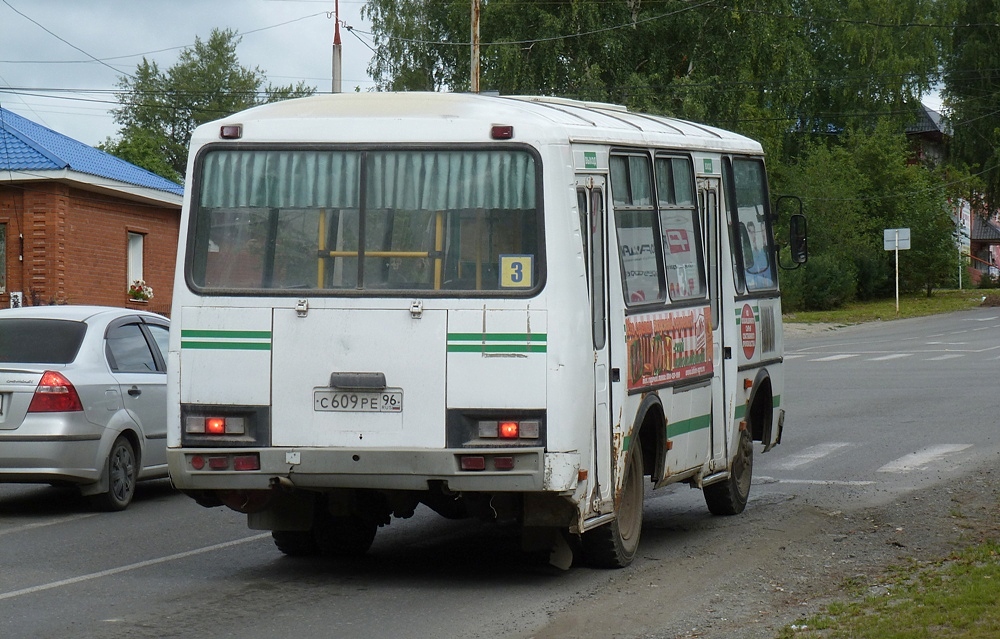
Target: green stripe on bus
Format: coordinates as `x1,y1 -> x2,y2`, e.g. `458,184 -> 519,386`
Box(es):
667,414 -> 712,438
181,329 -> 272,339
447,344 -> 547,353
181,341 -> 272,351
733,394 -> 781,419
447,333 -> 547,342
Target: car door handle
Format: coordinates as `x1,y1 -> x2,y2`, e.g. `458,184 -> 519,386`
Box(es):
128,386 -> 142,397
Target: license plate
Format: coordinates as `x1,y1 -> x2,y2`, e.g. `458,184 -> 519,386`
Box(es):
314,389 -> 403,412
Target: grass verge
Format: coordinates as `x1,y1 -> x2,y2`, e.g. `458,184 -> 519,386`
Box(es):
777,543 -> 1000,638
783,289 -> 992,325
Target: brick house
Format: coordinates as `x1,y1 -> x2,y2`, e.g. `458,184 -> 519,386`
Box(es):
0,107 -> 183,315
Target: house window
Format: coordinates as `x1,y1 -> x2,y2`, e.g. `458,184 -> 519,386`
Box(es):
127,232 -> 144,287
0,222 -> 6,294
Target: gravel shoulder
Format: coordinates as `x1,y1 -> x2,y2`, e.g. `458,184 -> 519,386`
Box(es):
520,320 -> 1000,639
525,463 -> 1000,639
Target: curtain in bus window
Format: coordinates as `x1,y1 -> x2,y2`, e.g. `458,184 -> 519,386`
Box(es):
610,155 -> 653,206
194,150 -> 362,289
365,151 -> 535,210
192,149 -> 539,293
363,151 -> 537,290
199,150 -> 361,208
732,159 -> 776,290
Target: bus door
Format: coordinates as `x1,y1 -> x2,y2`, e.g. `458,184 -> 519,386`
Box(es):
577,176 -> 613,510
699,177 -> 728,467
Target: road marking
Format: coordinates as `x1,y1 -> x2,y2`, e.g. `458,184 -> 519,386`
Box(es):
772,442 -> 851,470
757,476 -> 874,486
812,354 -> 859,362
0,514 -> 99,537
868,353 -> 912,361
0,533 -> 271,601
877,444 -> 972,473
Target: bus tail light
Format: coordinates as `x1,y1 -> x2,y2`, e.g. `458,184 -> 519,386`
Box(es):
477,419 -> 540,440
186,415 -> 246,435
461,456 -> 486,471
190,453 -> 260,471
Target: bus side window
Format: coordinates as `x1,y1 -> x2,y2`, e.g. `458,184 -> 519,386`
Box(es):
590,189 -> 606,350
611,154 -> 665,306
724,157 -> 777,292
655,156 -> 705,301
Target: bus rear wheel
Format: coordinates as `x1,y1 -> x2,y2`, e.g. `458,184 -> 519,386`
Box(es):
704,427 -> 753,515
583,438 -> 644,568
272,530 -> 321,557
314,512 -> 378,558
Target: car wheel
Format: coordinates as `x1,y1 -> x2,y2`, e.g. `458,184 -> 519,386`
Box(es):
93,436 -> 137,511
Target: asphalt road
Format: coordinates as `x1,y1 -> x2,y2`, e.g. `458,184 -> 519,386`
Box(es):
1,307 -> 997,639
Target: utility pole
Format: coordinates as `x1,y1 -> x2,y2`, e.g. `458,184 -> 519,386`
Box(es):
471,0 -> 480,93
332,0 -> 343,93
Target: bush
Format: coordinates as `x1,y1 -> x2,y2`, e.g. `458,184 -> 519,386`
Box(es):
978,273 -> 1000,289
782,254 -> 856,311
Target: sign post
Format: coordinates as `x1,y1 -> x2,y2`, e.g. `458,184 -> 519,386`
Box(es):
883,228 -> 911,315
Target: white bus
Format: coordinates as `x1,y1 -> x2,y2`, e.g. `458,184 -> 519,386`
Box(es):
166,92 -> 806,568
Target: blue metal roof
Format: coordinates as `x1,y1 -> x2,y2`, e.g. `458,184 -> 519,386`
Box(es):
0,107 -> 183,197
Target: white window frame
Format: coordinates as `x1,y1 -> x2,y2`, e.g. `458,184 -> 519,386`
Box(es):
127,232 -> 144,288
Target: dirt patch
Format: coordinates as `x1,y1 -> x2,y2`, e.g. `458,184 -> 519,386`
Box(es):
526,466 -> 1000,639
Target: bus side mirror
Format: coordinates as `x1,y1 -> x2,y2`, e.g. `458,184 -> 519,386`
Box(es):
789,214 -> 807,265
775,195 -> 807,269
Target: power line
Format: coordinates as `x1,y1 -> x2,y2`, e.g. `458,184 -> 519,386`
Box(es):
0,0 -> 133,78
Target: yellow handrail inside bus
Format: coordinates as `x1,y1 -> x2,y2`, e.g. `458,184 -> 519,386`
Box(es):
317,210 -> 327,288
434,210 -> 443,290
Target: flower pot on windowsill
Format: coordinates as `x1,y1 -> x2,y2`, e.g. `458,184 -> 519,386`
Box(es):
127,297 -> 149,304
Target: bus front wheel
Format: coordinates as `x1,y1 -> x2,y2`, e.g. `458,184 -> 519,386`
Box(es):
583,439 -> 644,568
704,427 -> 753,515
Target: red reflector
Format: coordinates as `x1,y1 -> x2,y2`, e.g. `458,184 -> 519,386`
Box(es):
494,456 -> 515,470
460,456 -> 486,471
206,418 -> 226,435
208,456 -> 230,470
28,371 -> 84,413
490,124 -> 514,140
190,455 -> 205,470
220,124 -> 243,139
233,455 -> 260,471
499,421 -> 519,439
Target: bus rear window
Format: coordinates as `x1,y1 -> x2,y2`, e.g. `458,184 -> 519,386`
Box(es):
190,149 -> 541,295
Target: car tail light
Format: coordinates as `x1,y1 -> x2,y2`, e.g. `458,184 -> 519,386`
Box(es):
27,371 -> 84,413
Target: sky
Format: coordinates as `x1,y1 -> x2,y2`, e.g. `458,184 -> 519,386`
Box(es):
0,0 -> 376,147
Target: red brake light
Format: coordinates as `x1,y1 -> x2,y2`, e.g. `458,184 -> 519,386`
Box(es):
206,418 -> 226,435
490,124 -> 514,140
499,421 -> 519,439
220,124 -> 243,139
28,371 -> 83,413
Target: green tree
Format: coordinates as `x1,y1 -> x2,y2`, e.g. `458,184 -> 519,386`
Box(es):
100,28 -> 315,182
943,0 -> 1000,211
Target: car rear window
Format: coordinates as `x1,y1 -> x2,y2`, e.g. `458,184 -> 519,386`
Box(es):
0,319 -> 87,364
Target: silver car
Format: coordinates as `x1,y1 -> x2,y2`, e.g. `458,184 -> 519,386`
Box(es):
0,305 -> 169,510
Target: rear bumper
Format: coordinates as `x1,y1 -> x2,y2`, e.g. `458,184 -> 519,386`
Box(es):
0,434 -> 104,484
167,447 -> 581,493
